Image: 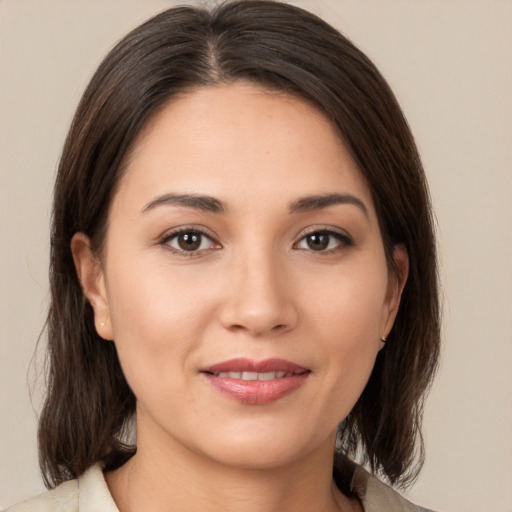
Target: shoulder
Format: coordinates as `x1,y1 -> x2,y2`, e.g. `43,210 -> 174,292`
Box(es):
4,479 -> 78,512
351,466 -> 437,512
4,464 -> 118,512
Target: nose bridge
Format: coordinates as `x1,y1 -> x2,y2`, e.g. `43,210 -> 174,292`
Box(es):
221,241 -> 297,336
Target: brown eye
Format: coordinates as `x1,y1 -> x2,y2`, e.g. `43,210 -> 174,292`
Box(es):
306,233 -> 330,251
177,232 -> 202,251
164,230 -> 217,253
296,229 -> 352,252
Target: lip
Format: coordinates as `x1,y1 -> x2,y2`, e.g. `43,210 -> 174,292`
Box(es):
202,358 -> 308,374
200,358 -> 310,405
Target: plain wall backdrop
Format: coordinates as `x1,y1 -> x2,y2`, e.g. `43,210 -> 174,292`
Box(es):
1,1 -> 511,510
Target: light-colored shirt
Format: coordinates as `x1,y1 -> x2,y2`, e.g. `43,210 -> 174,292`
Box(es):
5,463 -> 436,511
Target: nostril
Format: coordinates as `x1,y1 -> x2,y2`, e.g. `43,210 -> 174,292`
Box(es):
219,280 -> 299,336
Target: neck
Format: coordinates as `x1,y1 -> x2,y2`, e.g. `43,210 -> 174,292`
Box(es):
105,414 -> 360,512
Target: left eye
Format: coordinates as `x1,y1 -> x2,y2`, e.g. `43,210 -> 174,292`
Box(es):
295,230 -> 349,251
164,230 -> 217,252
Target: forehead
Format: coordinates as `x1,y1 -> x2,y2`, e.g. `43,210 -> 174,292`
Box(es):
114,82 -> 374,216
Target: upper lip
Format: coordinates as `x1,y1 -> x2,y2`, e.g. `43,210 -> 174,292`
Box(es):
201,358 -> 309,375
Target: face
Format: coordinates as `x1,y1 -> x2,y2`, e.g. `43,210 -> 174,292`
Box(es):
74,83 -> 407,470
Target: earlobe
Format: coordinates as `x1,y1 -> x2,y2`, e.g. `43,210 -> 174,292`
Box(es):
71,233 -> 113,340
381,244 -> 409,341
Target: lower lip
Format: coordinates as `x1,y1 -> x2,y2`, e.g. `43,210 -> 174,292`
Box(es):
201,373 -> 309,405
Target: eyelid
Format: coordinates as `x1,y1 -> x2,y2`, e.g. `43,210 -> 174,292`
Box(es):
159,225 -> 221,255
293,226 -> 353,252
296,225 -> 352,241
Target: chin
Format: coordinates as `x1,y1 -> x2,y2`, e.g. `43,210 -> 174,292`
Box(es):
192,423 -> 331,471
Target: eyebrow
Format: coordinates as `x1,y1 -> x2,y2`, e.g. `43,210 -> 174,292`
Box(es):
289,193 -> 369,217
141,193 -> 226,214
141,192 -> 368,217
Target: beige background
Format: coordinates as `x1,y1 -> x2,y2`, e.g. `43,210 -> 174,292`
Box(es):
1,1 -> 511,510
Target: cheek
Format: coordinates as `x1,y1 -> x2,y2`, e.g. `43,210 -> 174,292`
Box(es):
305,255 -> 389,342
313,293 -> 382,385
104,257 -> 216,390
303,259 -> 388,407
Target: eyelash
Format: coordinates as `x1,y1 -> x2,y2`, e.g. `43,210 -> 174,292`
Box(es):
159,227 -> 353,257
294,228 -> 353,254
160,227 -> 220,257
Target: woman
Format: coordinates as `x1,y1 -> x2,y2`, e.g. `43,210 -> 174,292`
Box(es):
7,1 -> 440,511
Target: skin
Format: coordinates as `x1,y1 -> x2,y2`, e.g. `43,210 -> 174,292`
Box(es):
72,83 -> 408,512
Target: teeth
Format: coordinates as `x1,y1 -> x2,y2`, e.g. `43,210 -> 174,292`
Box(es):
258,372 -> 276,381
215,371 -> 293,380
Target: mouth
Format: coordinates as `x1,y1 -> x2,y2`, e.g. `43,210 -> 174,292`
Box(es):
205,369 -> 306,380
200,358 -> 311,405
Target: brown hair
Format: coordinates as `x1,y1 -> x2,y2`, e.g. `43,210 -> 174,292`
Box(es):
39,0 -> 440,490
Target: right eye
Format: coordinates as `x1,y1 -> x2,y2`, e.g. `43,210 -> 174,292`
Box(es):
162,229 -> 219,254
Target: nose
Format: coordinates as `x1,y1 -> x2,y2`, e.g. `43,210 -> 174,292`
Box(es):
219,249 -> 298,337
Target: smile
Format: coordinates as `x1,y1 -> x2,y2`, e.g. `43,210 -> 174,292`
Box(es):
200,358 -> 310,405
209,370 -> 303,380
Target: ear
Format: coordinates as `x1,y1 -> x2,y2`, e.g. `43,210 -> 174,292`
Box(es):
380,244 -> 409,343
71,233 -> 113,340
